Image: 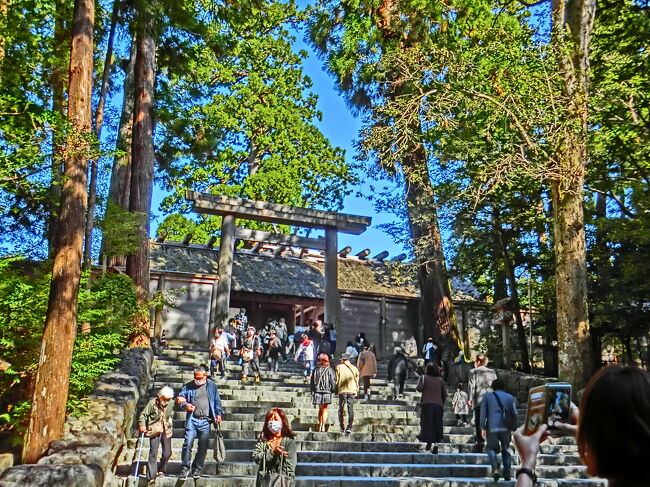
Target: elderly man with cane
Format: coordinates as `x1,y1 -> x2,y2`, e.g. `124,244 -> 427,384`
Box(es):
137,386 -> 175,484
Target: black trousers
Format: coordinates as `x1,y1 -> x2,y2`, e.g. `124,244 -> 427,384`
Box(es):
474,407 -> 484,444
147,433 -> 171,480
338,393 -> 355,429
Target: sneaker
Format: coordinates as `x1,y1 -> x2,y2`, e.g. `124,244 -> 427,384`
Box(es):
148,480 -> 156,485
492,468 -> 501,482
179,468 -> 189,479
192,471 -> 201,480
254,376 -> 260,382
340,428 -> 346,433
345,427 -> 352,434
241,376 -> 248,381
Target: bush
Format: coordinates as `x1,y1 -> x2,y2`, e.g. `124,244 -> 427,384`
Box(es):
0,258 -> 138,448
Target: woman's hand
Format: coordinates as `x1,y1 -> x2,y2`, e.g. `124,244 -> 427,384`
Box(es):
273,445 -> 289,457
513,423 -> 547,470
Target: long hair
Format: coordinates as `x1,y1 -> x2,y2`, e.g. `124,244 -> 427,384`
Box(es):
260,408 -> 296,441
577,365 -> 650,480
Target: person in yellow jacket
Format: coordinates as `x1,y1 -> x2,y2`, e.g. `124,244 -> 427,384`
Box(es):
335,352 -> 360,434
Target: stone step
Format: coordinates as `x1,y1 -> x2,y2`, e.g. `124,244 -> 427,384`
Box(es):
120,460 -> 591,480
122,474 -> 605,487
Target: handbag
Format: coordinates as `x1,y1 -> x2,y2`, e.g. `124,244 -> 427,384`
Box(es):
242,349 -> 254,362
145,420 -> 164,438
213,422 -> 226,462
256,440 -> 293,487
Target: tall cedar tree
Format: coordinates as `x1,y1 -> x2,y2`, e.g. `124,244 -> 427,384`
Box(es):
125,0 -> 156,345
551,0 -> 595,388
22,0 -> 95,463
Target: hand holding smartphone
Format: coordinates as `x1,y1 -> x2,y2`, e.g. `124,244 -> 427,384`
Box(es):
523,383 -> 572,436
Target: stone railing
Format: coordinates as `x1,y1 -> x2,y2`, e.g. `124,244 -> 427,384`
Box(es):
0,347 -> 153,487
447,362 -> 550,403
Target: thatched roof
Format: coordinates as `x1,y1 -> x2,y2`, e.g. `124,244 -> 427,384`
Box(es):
149,242 -> 482,302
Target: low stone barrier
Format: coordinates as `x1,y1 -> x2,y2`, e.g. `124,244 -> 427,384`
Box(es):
0,347 -> 153,487
447,362 -> 550,403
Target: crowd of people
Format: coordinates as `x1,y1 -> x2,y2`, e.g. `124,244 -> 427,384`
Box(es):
137,318 -> 650,486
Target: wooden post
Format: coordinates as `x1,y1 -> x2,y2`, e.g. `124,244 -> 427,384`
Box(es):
214,214 -> 235,337
324,227 -> 341,332
379,297 -> 387,356
153,274 -> 166,337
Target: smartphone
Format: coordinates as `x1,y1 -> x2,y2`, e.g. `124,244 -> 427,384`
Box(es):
523,383 -> 572,435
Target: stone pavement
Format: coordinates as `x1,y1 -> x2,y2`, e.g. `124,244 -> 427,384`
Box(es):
116,345 -> 606,486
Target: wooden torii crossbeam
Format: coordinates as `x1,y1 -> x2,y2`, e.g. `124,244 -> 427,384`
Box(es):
186,191 -> 372,339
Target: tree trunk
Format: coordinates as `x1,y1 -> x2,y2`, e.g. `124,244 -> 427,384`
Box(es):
47,0 -> 72,255
493,212 -> 531,372
402,144 -> 462,365
126,0 -> 156,345
104,36 -> 136,265
83,0 -> 120,271
0,0 -> 8,82
550,0 -> 595,390
22,0 -> 94,464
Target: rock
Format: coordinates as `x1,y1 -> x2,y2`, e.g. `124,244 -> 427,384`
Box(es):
0,454 -> 13,475
0,464 -> 103,487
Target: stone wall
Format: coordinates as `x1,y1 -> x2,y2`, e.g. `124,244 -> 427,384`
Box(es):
447,362 -> 550,404
0,348 -> 153,487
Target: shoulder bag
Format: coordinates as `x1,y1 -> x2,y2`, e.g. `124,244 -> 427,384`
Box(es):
256,439 -> 293,487
493,392 -> 517,431
213,422 -> 226,462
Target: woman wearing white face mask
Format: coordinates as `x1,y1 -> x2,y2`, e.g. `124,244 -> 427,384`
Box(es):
252,408 -> 297,486
138,386 -> 175,484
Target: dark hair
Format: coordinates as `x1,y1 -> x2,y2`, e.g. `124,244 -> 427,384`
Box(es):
456,382 -> 464,391
491,378 -> 505,390
425,362 -> 440,377
577,365 -> 650,480
261,408 -> 296,440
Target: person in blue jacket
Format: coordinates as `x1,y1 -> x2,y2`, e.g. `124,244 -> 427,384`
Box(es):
480,378 -> 518,482
176,365 -> 223,480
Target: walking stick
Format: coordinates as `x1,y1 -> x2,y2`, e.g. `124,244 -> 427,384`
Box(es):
133,432 -> 146,479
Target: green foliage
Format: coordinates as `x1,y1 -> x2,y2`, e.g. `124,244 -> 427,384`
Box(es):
0,260 -> 138,446
98,203 -> 148,258
153,0 -> 357,239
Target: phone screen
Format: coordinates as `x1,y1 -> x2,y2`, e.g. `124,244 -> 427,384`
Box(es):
524,383 -> 572,435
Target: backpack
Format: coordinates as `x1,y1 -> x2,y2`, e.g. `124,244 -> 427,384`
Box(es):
493,391 -> 517,431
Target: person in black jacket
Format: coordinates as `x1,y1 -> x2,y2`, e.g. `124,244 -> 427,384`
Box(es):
388,347 -> 409,400
310,353 -> 336,432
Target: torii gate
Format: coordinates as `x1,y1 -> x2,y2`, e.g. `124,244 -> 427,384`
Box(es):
186,191 -> 372,340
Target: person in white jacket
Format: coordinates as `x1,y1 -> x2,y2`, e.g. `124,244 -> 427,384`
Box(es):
294,334 -> 315,381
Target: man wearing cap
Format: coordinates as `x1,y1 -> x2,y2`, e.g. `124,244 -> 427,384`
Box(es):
138,386 -> 175,484
335,352 -> 360,434
177,366 -> 223,480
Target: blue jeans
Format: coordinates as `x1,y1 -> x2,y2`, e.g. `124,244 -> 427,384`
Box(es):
486,430 -> 512,476
210,357 -> 226,377
181,416 -> 211,474
303,359 -> 315,376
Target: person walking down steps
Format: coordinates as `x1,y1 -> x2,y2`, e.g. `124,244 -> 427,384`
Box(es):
335,352 -> 360,434
241,325 -> 262,382
176,366 -> 223,480
138,386 -> 175,484
252,408 -> 298,487
294,334 -> 316,382
311,353 -> 337,432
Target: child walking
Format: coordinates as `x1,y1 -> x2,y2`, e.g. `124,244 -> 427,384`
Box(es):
452,382 -> 470,426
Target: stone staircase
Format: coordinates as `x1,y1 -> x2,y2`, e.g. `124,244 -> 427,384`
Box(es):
115,344 -> 606,486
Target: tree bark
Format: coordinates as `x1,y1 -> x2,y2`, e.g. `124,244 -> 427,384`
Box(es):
0,0 -> 8,82
47,0 -> 72,255
83,0 -> 120,271
402,143 -> 462,365
22,0 -> 94,464
493,212 -> 531,372
550,0 -> 596,389
126,0 -> 157,345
